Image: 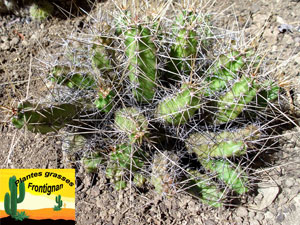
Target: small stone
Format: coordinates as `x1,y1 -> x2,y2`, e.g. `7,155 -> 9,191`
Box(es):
285,177 -> 294,188
204,219 -> 216,225
0,42 -> 10,50
282,35 -> 294,45
278,24 -> 293,33
1,36 -> 9,42
177,212 -> 182,219
91,186 -> 100,196
236,207 -> 248,217
249,211 -> 256,218
249,219 -> 260,225
96,197 -> 102,208
276,212 -> 285,223
10,37 -> 19,46
22,41 -> 30,48
295,55 -> 300,65
289,203 -> 296,212
255,212 -> 265,221
265,211 -> 274,220
276,16 -> 286,24
109,208 -> 115,214
99,209 -> 108,218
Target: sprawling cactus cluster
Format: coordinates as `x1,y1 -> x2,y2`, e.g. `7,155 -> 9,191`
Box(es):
11,1 -> 289,207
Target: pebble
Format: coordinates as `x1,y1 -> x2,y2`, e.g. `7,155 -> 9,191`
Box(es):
1,36 -> 9,42
282,34 -> 294,45
21,40 -> 29,46
249,219 -> 260,225
265,211 -> 274,220
285,177 -> 294,188
204,219 -> 216,225
96,197 -> 103,208
276,212 -> 285,223
0,42 -> 10,50
249,211 -> 256,218
91,186 -> 100,196
10,37 -> 19,46
236,207 -> 248,217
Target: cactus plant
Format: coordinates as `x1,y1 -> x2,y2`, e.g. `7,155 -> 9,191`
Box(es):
115,107 -> 148,143
167,10 -> 198,78
11,101 -> 79,134
4,176 -> 26,219
155,83 -> 202,125
12,2 -> 293,208
94,88 -> 115,113
50,65 -> 96,90
151,152 -> 179,195
200,159 -> 248,194
187,170 -> 223,207
53,195 -> 63,211
124,25 -> 157,102
83,152 -> 104,173
186,125 -> 260,158
204,50 -> 246,96
215,76 -> 257,124
29,1 -> 54,21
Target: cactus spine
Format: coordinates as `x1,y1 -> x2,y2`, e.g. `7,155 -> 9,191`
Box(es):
4,176 -> 25,218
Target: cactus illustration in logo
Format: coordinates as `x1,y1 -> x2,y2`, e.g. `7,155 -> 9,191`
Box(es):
4,176 -> 26,220
53,194 -> 63,211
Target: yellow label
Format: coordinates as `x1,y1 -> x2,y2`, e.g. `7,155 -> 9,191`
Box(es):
0,169 -> 75,222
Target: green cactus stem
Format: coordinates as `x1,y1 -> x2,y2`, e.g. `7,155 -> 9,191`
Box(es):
167,11 -> 198,78
115,180 -> 127,191
215,76 -> 257,124
125,25 -> 157,102
29,1 -> 53,21
91,37 -> 114,72
200,159 -> 248,194
151,152 -> 179,195
115,107 -> 148,143
155,84 -> 201,125
50,65 -> 96,90
4,176 -> 25,219
53,195 -> 63,211
83,152 -> 104,173
187,170 -> 223,207
256,81 -> 280,107
133,173 -> 146,188
11,101 -> 79,134
94,88 -> 115,113
205,50 -> 245,96
105,162 -> 127,190
110,144 -> 144,171
186,125 -> 260,158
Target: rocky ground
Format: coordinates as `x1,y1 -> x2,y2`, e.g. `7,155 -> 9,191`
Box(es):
1,0 -> 300,224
